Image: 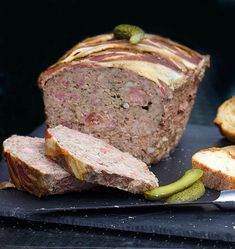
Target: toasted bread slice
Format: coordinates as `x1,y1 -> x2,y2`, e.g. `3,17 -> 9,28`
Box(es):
223,145 -> 235,157
45,125 -> 158,194
192,148 -> 235,190
214,96 -> 235,143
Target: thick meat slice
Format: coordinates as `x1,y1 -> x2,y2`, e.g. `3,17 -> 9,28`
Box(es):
39,33 -> 209,164
3,135 -> 91,197
45,125 -> 158,194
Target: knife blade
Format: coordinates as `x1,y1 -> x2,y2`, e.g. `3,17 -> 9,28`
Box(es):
30,190 -> 235,214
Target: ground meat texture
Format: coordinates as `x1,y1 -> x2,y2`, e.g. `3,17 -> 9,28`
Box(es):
43,66 -> 164,163
39,33 -> 209,164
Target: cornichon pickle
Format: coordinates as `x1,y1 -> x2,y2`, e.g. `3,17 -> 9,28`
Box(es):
165,181 -> 205,204
113,24 -> 145,44
144,169 -> 203,201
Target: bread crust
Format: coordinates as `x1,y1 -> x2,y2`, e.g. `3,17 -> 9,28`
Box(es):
214,96 -> 235,143
192,147 -> 235,191
223,145 -> 235,157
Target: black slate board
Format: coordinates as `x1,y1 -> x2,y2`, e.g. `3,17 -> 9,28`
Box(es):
0,124 -> 235,242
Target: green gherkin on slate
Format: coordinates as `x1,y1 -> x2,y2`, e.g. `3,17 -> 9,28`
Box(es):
113,24 -> 145,44
144,169 -> 204,201
165,181 -> 205,204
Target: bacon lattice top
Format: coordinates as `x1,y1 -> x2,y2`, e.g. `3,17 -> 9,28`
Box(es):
39,33 -> 209,91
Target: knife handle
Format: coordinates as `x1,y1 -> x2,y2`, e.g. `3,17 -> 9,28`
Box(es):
213,201 -> 235,210
213,190 -> 235,210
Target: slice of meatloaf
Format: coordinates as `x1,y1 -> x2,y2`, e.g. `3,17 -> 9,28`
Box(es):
3,135 -> 92,197
38,33 -> 209,164
45,125 -> 158,194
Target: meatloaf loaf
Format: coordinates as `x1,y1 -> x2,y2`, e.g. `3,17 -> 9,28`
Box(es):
38,33 -> 210,164
3,135 -> 91,197
45,125 -> 158,194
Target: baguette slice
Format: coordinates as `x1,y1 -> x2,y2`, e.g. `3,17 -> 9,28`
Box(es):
192,148 -> 235,190
3,135 -> 92,197
214,96 -> 235,143
223,145 -> 235,157
45,125 -> 158,194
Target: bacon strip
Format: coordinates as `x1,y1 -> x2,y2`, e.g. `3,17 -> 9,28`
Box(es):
40,33 -> 209,91
144,37 -> 201,65
89,52 -> 182,73
60,36 -> 200,72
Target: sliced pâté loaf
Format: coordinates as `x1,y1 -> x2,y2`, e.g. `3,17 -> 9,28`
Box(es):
192,147 -> 235,190
3,135 -> 92,197
45,125 -> 158,194
38,32 -> 209,164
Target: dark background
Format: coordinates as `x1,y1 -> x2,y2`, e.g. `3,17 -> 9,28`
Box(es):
1,1 -> 235,248
1,0 -> 235,144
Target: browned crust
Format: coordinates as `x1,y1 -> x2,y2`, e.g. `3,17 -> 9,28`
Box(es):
45,129 -> 158,194
223,145 -> 235,157
214,96 -> 235,143
192,148 -> 235,191
3,151 -> 49,197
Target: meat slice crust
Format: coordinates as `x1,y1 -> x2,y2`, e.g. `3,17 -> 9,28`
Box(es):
45,125 -> 158,194
3,135 -> 91,197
